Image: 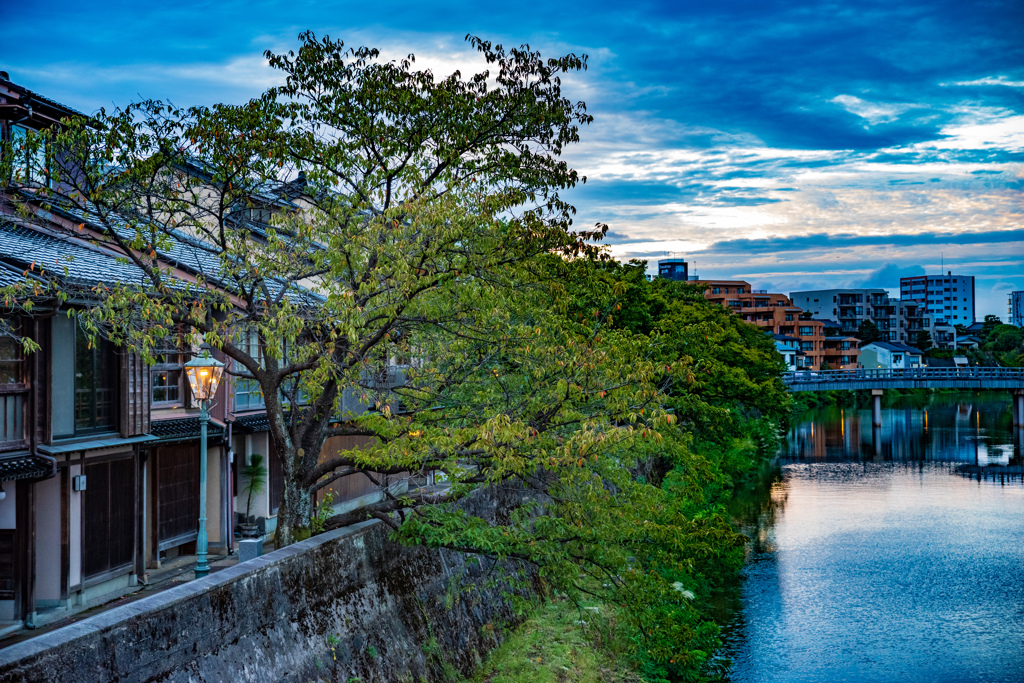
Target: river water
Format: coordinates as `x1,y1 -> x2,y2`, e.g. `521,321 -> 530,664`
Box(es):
722,392 -> 1024,683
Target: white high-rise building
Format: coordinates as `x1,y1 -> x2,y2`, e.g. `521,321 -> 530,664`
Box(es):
899,272 -> 975,324
1010,291 -> 1024,327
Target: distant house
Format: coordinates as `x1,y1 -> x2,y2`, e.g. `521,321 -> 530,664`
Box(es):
859,342 -> 925,370
955,335 -> 982,350
964,321 -> 985,335
773,334 -> 800,371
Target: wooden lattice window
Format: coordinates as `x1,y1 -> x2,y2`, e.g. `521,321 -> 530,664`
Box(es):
155,445 -> 199,549
0,529 -> 14,599
0,326 -> 26,447
82,456 -> 136,579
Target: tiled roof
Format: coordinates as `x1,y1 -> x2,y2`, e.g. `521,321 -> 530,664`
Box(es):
149,417 -> 225,443
0,453 -> 56,482
231,412 -> 271,433
866,341 -> 924,354
38,198 -> 323,306
0,218 -> 149,287
0,77 -> 88,119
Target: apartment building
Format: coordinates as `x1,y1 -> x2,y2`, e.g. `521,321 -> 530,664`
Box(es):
1009,291 -> 1024,328
697,280 -> 834,369
790,288 -> 944,346
900,272 -> 975,324
657,257 -> 690,281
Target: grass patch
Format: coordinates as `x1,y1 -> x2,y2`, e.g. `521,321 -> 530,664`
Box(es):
464,597 -> 641,683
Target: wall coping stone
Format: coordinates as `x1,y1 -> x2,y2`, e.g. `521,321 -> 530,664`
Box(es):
0,520 -> 380,668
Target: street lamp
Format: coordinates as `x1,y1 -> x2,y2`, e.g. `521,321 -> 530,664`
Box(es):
184,350 -> 225,577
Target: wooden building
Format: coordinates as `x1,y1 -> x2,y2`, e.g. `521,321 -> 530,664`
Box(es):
0,73 -> 405,632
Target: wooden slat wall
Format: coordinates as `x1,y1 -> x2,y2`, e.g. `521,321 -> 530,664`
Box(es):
33,317 -> 48,445
314,435 -> 403,506
119,351 -> 150,437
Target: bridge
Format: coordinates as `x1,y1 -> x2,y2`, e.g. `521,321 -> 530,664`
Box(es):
782,367 -> 1024,431
782,367 -> 1024,392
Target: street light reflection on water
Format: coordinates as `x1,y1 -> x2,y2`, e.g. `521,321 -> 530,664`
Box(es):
721,391 -> 1024,683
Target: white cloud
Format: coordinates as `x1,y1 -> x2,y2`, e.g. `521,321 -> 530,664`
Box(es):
922,115 -> 1024,152
831,95 -> 916,125
943,76 -> 1024,88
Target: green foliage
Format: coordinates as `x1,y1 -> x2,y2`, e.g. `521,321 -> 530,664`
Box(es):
963,318 -> 1024,367
241,454 -> 268,522
914,330 -> 933,351
856,320 -> 881,346
463,598 -> 641,683
310,491 -> 335,535
0,32 -> 792,680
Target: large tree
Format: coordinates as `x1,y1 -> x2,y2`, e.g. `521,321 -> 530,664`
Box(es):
3,37 -> 792,676
1,34 -> 672,547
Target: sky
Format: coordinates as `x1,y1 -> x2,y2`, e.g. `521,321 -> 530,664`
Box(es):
3,0 -> 1022,320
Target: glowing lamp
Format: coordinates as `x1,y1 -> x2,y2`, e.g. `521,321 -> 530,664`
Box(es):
185,351 -> 225,402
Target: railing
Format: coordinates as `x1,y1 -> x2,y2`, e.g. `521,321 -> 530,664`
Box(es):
783,367 -> 1024,384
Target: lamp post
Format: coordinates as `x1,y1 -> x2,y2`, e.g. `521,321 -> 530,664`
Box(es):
184,350 -> 225,577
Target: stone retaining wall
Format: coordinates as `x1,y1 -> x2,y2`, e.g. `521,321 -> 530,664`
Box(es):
0,506 -> 528,683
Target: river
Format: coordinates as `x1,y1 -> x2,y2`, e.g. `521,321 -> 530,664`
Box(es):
722,391 -> 1024,683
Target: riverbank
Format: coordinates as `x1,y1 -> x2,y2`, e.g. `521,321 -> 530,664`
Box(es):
461,597 -> 641,683
789,386 -> 995,414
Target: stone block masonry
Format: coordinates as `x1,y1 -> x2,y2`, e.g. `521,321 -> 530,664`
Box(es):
0,507 -> 530,683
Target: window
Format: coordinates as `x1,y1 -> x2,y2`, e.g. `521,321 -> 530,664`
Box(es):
711,288 -> 721,295
0,333 -> 23,386
736,287 -> 745,294
233,329 -> 264,411
800,326 -> 814,336
0,325 -> 27,446
151,349 -> 184,405
74,325 -> 117,434
51,315 -> 120,439
785,314 -> 794,321
9,124 -> 49,186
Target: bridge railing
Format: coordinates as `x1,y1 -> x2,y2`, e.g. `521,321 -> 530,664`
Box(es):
783,367 -> 1024,384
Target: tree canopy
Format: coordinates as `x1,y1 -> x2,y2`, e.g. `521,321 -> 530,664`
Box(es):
2,33 -> 791,679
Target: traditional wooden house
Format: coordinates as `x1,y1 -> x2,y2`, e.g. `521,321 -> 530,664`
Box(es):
0,73 -> 407,632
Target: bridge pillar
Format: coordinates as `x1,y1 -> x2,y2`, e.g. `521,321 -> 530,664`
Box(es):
872,389 -> 884,429
1013,390 -> 1024,429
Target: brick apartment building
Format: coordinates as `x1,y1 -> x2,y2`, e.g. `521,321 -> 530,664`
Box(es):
696,280 -> 856,370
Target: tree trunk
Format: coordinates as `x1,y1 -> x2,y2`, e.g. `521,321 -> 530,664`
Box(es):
275,453 -> 313,548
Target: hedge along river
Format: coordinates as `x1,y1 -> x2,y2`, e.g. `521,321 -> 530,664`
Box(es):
721,391 -> 1024,683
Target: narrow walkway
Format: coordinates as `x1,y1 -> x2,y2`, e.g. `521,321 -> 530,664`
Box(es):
0,541 -> 270,650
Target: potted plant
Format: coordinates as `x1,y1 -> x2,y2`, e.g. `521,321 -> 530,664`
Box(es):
238,453 -> 268,538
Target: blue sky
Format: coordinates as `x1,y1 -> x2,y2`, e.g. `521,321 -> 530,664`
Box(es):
4,0 -> 1022,319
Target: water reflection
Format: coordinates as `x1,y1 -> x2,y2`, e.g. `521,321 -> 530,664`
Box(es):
784,392 -> 1023,470
723,392 -> 1024,683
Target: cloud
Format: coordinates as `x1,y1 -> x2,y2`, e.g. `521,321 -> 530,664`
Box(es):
831,95 -> 917,125
943,76 -> 1024,88
4,0 -> 1023,319
858,263 -> 925,288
